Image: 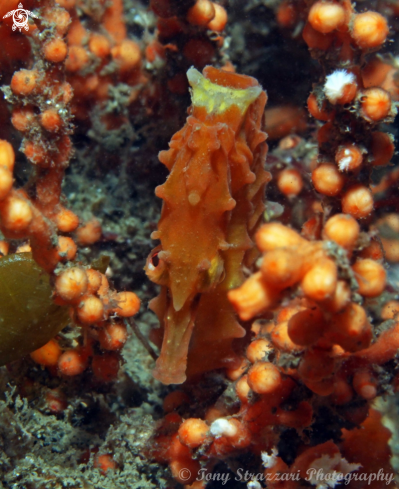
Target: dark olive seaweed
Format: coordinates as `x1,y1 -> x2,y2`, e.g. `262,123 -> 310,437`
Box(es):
0,253 -> 69,366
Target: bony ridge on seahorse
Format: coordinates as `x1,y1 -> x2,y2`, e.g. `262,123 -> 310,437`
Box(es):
145,65 -> 270,384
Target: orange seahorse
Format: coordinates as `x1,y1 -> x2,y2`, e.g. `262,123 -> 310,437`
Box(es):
145,66 -> 270,384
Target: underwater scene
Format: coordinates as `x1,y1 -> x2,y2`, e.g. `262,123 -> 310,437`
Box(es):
0,0 -> 399,487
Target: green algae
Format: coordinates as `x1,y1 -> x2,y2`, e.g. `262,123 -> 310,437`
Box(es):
0,253 -> 69,366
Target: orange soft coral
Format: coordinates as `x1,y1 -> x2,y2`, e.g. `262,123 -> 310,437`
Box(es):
146,66 -> 270,384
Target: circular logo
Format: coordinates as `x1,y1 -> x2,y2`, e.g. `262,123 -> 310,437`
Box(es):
179,468 -> 192,482
12,8 -> 29,31
3,4 -> 38,33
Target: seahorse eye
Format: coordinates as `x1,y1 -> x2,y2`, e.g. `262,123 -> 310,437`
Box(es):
145,246 -> 169,285
150,251 -> 160,268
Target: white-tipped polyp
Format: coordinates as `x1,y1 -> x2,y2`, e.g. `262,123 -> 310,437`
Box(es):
210,418 -> 237,438
324,70 -> 356,104
261,447 -> 279,468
